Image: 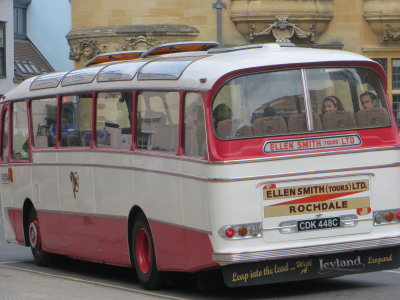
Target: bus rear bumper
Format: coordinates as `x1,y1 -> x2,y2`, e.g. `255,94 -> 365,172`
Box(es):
213,235 -> 400,265
221,245 -> 400,287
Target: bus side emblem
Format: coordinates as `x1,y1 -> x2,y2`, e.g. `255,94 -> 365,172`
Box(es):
69,171 -> 79,199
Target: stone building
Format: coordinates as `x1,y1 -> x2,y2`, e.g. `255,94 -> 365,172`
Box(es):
67,0 -> 400,126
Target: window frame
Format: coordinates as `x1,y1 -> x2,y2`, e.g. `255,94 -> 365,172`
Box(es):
0,104 -> 10,163
134,90 -> 181,155
94,90 -> 134,150
9,100 -> 31,163
370,56 -> 400,131
13,6 -> 27,40
212,66 -> 392,140
0,22 -> 6,77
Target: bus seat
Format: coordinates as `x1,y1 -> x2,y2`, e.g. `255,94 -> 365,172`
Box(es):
252,116 -> 288,136
356,107 -> 390,127
288,113 -> 322,132
216,119 -> 253,138
34,136 -> 49,148
151,124 -> 178,152
321,111 -> 357,130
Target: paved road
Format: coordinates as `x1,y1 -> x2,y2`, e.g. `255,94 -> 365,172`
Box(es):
1,211 -> 400,299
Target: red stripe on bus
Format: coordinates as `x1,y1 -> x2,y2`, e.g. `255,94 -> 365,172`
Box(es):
7,208 -> 217,272
149,220 -> 218,272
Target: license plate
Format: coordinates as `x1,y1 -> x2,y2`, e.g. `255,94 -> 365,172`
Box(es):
298,217 -> 340,231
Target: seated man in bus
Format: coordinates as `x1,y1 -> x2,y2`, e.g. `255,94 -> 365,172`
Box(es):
357,91 -> 390,126
360,92 -> 377,110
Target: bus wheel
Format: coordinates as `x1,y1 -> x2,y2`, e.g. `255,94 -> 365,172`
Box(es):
28,209 -> 49,267
132,214 -> 165,290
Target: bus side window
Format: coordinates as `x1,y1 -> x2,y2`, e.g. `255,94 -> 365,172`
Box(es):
184,93 -> 206,157
12,101 -> 29,161
96,91 -> 132,149
136,91 -> 179,153
31,97 -> 57,148
1,108 -> 9,163
60,94 -> 92,147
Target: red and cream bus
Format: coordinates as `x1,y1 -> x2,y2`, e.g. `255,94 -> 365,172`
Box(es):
1,42 -> 400,289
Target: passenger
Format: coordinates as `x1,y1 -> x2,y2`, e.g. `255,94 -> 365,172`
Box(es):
213,103 -> 232,128
322,96 -> 344,114
360,92 -> 377,109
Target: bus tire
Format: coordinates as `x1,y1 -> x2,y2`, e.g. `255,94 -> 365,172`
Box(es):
132,213 -> 165,290
28,209 -> 49,267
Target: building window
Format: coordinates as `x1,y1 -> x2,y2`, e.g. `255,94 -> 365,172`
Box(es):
0,22 -> 5,76
14,6 -> 27,40
392,59 -> 400,90
371,57 -> 400,131
373,58 -> 387,74
393,95 -> 400,130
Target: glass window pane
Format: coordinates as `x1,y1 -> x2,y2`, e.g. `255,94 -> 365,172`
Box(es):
138,60 -> 194,80
12,102 -> 29,160
96,91 -> 132,149
1,110 -> 9,163
373,58 -> 387,74
0,25 -> 4,76
136,91 -> 179,153
184,93 -> 206,157
392,95 -> 400,131
213,70 -> 304,139
31,98 -> 58,148
60,94 -> 92,147
307,68 -> 391,130
392,59 -> 400,90
213,67 -> 392,140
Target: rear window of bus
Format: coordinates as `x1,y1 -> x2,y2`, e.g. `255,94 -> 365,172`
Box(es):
212,67 -> 391,139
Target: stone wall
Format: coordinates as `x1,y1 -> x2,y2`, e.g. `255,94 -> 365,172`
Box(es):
68,0 -> 400,67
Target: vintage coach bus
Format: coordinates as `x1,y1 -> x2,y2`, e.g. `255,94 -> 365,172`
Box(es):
1,42 -> 400,289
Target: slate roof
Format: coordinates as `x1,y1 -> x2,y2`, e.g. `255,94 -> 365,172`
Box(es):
14,39 -> 54,82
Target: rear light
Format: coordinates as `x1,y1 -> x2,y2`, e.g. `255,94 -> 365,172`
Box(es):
374,209 -> 400,225
219,222 -> 262,240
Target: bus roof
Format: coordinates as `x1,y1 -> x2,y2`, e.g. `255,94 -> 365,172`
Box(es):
1,43 -> 374,102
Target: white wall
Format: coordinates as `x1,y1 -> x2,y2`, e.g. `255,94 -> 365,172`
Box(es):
27,0 -> 73,71
0,0 -> 14,95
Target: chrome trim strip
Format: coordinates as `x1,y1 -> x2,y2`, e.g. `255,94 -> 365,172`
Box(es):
36,209 -> 128,220
148,218 -> 212,235
212,145 -> 400,165
5,207 -> 212,235
29,144 -> 400,166
8,161 -> 400,183
212,236 -> 400,265
255,172 -> 375,187
301,69 -> 314,131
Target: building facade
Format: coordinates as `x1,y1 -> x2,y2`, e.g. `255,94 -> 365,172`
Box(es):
0,0 -> 14,96
67,0 -> 400,127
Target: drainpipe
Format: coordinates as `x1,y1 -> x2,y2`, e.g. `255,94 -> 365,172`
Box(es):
212,0 -> 226,44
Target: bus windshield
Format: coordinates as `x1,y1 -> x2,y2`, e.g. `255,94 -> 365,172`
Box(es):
213,67 -> 391,139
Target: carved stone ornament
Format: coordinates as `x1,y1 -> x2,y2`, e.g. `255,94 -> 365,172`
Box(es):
364,0 -> 400,43
118,35 -> 162,51
383,24 -> 400,42
249,15 -> 315,43
69,39 -> 107,62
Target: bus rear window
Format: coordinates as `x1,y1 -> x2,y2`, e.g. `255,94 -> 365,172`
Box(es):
213,67 -> 391,139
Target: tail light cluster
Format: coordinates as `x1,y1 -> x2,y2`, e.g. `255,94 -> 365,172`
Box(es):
374,209 -> 400,225
219,222 -> 262,240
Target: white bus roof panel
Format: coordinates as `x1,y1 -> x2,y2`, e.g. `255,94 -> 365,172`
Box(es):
2,45 -> 374,102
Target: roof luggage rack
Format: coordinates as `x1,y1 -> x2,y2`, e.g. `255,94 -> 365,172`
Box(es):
140,41 -> 219,58
84,42 -> 219,66
85,51 -> 144,67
